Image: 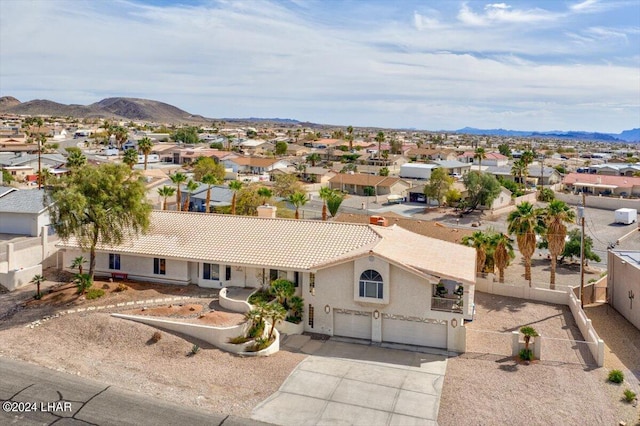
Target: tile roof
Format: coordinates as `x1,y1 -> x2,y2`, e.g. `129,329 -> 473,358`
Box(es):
328,173 -> 409,187
0,186 -> 17,198
0,189 -> 48,214
562,173 -> 640,187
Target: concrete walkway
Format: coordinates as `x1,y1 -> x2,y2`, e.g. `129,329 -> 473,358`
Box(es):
252,337 -> 447,426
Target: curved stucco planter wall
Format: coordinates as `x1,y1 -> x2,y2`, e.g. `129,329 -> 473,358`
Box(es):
275,319 -> 304,335
111,313 -> 279,356
219,287 -> 253,314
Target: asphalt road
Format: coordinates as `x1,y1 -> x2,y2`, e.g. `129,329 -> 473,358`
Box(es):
0,357 -> 269,426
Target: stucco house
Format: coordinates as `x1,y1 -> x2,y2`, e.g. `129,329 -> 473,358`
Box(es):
607,250 -> 640,330
57,211 -> 475,351
0,187 -> 50,237
328,174 -> 412,196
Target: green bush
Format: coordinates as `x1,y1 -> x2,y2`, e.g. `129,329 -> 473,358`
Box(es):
608,369 -> 624,383
623,389 -> 637,402
247,321 -> 265,339
537,188 -> 555,202
228,335 -> 251,344
190,344 -> 200,355
519,348 -> 533,361
85,288 -> 105,300
285,315 -> 302,324
248,290 -> 273,305
249,336 -> 273,352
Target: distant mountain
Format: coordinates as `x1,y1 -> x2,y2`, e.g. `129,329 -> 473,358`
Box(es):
454,127 -> 640,142
222,117 -> 300,124
0,96 -> 206,123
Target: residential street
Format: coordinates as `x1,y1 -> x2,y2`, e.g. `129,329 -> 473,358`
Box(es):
0,357 -> 267,426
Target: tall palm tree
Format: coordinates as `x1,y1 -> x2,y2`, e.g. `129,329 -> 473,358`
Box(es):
201,173 -> 218,213
114,126 -> 128,150
138,137 -> 153,170
306,153 -> 321,167
123,148 -> 138,169
521,150 -> 535,166
170,172 -> 187,211
70,256 -> 88,275
287,191 -> 307,219
157,186 -> 176,210
319,186 -> 334,221
182,180 -> 199,212
474,147 -> 486,171
511,159 -> 528,191
507,202 -> 545,286
541,200 -> 576,289
228,180 -> 243,215
30,274 -> 45,299
346,125 -> 354,151
375,131 -> 385,160
462,231 -> 490,274
490,233 -> 515,283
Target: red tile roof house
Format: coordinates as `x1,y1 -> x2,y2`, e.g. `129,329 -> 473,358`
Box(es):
328,173 -> 412,197
562,173 -> 640,197
57,211 -> 475,352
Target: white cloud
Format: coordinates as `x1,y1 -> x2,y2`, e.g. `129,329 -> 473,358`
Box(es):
457,2 -> 558,26
570,0 -> 599,12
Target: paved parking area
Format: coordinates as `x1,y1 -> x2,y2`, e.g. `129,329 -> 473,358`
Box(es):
252,339 -> 447,426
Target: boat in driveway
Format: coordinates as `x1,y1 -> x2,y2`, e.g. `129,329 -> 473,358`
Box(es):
387,194 -> 404,204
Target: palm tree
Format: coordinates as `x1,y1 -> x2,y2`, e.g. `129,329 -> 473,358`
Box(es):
319,186 -> 333,221
37,168 -> 52,188
266,303 -> 287,340
346,125 -> 354,151
66,150 -> 87,171
326,191 -> 345,218
462,231 -> 490,274
511,159 -> 528,191
70,256 -> 88,275
287,191 -> 307,219
138,137 -> 153,170
114,126 -> 128,150
507,202 -> 545,286
490,233 -> 515,283
182,180 -> 199,212
474,147 -> 486,171
521,150 -> 535,166
30,274 -> 45,299
201,173 -> 218,213
257,187 -> 273,205
157,186 -> 176,210
123,148 -> 138,170
170,172 -> 187,211
306,153 -> 321,167
375,131 -> 385,160
228,180 -> 243,215
541,200 -> 576,289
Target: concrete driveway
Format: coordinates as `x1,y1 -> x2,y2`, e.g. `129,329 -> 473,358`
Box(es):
252,338 -> 447,426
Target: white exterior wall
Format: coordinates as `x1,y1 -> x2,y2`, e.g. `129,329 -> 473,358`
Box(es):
0,212 -> 48,237
609,252 -> 640,330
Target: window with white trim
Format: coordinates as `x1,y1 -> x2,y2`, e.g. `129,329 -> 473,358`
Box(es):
359,269 -> 383,299
153,258 -> 166,275
109,253 -> 120,270
203,263 -> 220,280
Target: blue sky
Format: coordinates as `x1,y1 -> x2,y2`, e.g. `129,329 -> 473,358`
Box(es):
1,0 -> 639,132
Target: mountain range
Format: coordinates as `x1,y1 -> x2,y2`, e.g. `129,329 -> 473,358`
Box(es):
0,96 -> 638,142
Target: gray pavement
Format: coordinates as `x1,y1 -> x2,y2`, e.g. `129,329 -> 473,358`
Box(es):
0,357 -> 268,426
252,337 -> 446,426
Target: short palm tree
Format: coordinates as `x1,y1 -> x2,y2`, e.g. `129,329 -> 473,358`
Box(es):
138,137 -> 153,170
114,126 -> 128,149
157,185 -> 176,210
30,274 -> 45,299
70,256 -> 88,275
319,186 -> 334,221
507,202 -> 545,286
201,173 -> 218,213
66,150 -> 87,171
306,153 -> 321,167
228,180 -> 243,215
123,148 -> 138,169
511,159 -> 528,190
170,172 -> 187,211
287,191 -> 307,219
490,233 -> 515,283
541,200 -> 576,289
266,303 -> 287,340
462,231 -> 490,274
182,180 -> 199,212
257,187 -> 273,205
474,147 -> 486,171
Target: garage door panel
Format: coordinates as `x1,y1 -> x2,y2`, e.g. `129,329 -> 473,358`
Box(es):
382,318 -> 447,348
334,311 -> 372,340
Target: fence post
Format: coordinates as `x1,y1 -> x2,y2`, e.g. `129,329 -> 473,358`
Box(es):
6,243 -> 14,270
534,335 -> 542,361
511,331 -> 520,356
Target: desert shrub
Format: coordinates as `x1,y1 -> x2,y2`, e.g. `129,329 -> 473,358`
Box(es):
228,335 -> 251,344
249,336 -> 273,352
537,188 -> 555,202
85,288 -> 105,300
74,273 -> 93,294
286,315 -> 302,324
114,283 -> 129,292
247,321 -> 265,338
623,389 -> 637,402
608,369 -> 624,383
34,294 -> 42,300
190,344 -> 200,355
248,290 -> 273,305
151,331 -> 162,343
101,283 -> 110,290
519,348 -> 533,361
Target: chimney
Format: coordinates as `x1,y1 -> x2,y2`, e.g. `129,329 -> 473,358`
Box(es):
257,204 -> 277,218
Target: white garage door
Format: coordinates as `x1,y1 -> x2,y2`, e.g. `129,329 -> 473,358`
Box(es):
333,311 -> 372,340
0,213 -> 32,236
382,318 -> 447,348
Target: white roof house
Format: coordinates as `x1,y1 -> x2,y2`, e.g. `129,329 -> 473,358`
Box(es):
58,211 -> 476,351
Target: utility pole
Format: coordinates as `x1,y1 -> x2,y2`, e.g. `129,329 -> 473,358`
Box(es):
539,155 -> 545,196
579,191 -> 586,308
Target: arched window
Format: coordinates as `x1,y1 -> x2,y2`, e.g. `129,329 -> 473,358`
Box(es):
359,269 -> 383,299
